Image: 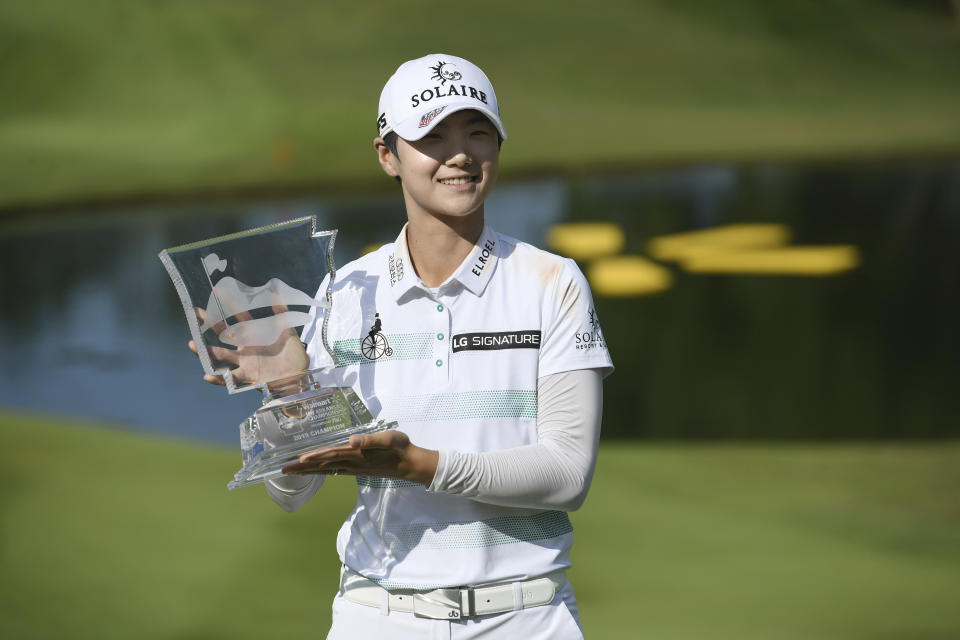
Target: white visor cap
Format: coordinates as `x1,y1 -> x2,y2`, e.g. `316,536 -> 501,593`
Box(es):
377,53 -> 507,142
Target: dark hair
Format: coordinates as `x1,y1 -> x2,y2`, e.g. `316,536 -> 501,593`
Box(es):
382,127 -> 503,183
383,132 -> 402,183
384,131 -> 400,158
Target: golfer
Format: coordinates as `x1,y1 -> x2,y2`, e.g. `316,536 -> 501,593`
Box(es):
199,53 -> 613,638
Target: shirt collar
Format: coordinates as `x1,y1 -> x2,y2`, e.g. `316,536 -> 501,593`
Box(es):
387,223 -> 500,302
386,224 -> 416,301
449,223 -> 499,296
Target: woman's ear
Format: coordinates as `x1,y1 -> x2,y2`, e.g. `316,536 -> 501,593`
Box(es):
374,136 -> 400,178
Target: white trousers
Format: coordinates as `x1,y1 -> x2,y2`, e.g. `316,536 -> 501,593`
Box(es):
326,579 -> 585,640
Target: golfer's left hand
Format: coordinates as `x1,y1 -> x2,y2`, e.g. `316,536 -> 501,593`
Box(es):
280,431 -> 439,486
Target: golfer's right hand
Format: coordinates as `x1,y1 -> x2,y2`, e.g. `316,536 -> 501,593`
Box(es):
187,307 -> 309,387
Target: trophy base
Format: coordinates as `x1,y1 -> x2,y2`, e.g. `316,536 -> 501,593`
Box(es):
227,379 -> 395,490
227,419 -> 394,490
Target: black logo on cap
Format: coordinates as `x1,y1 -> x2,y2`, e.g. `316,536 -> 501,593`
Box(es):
430,61 -> 462,85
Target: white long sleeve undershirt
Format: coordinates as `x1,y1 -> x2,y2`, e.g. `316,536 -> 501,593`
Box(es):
265,368 -> 603,513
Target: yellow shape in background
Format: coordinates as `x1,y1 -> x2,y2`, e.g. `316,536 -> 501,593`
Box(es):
648,223 -> 860,276
547,222 -> 626,261
648,224 -> 791,261
588,256 -> 673,297
359,243 -> 384,256
683,246 -> 861,275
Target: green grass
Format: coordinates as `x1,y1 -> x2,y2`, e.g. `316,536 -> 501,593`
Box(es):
1,0 -> 958,208
574,444 -> 960,639
2,412 -> 959,638
0,412 -> 356,638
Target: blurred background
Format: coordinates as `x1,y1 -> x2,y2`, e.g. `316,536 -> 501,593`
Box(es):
1,1 -> 958,638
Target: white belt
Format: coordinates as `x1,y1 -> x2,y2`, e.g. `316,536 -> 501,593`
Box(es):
340,567 -> 564,620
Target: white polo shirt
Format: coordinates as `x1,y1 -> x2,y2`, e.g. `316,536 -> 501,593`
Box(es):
301,223 -> 613,589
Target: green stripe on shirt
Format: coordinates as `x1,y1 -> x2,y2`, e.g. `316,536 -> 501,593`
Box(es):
334,332 -> 434,366
384,390 -> 537,422
356,476 -> 420,489
392,510 -> 572,551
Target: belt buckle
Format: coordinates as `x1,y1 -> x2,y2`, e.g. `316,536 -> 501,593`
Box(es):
412,588 -> 464,620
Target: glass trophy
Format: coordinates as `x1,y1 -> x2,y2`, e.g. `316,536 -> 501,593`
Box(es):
158,216 -> 393,489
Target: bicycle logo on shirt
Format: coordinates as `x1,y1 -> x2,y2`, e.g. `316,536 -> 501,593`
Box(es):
361,313 -> 394,360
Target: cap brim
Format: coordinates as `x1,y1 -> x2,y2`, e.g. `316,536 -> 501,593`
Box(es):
393,103 -> 508,142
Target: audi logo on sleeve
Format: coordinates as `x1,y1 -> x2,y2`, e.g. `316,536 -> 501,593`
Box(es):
452,330 -> 541,353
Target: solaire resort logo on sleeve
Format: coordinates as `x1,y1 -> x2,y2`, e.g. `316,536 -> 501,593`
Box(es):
575,308 -> 605,351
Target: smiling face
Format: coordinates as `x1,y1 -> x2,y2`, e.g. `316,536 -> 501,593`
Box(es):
375,109 -> 500,223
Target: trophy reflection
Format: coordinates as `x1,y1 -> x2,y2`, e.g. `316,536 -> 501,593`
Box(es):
159,216 -> 392,489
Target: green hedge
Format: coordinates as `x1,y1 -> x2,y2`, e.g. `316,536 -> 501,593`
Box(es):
1,0 -> 958,208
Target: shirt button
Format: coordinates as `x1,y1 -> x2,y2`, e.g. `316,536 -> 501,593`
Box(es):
437,304 -> 444,312
437,333 -> 444,340
436,359 -> 443,367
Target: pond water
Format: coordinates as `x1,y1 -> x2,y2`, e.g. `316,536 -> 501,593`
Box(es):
1,158 -> 957,445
